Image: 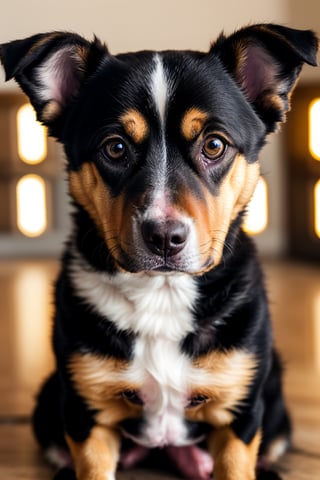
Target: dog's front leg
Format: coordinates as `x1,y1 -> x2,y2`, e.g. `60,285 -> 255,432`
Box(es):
66,425 -> 120,480
208,427 -> 261,480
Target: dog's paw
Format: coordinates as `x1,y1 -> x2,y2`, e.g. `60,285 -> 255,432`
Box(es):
53,467 -> 77,480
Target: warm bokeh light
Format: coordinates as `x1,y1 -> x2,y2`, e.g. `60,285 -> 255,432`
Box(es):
309,98 -> 320,161
16,174 -> 47,237
315,179 -> 320,239
243,177 -> 268,235
17,103 -> 47,164
14,266 -> 55,384
314,291 -> 320,372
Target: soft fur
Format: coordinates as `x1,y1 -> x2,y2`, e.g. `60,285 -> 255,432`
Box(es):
1,24 -> 318,480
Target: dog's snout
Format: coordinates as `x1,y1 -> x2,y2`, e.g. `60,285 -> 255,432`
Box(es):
141,219 -> 189,257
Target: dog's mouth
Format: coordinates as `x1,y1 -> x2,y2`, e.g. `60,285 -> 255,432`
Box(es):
114,249 -> 215,276
152,257 -> 215,275
153,265 -> 183,273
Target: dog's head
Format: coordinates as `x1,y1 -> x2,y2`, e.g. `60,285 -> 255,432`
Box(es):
1,25 -> 318,274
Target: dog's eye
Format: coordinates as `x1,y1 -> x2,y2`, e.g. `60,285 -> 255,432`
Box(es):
122,389 -> 144,406
202,136 -> 226,161
102,138 -> 127,161
187,394 -> 208,408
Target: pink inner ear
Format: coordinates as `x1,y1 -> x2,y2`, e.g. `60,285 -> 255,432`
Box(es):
240,44 -> 279,102
37,47 -> 82,106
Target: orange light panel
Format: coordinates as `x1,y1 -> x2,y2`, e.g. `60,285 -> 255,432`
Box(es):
309,98 -> 320,161
16,175 -> 47,237
17,103 -> 47,164
243,177 -> 268,235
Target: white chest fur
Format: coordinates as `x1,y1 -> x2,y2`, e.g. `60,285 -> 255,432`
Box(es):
70,253 -> 200,447
70,255 -> 197,340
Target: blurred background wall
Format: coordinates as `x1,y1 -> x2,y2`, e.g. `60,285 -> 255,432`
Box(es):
0,0 -> 319,258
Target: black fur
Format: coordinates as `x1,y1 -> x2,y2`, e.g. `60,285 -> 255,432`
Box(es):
1,24 -> 318,480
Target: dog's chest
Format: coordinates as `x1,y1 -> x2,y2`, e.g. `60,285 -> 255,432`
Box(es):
70,264 -> 201,444
70,260 -> 256,447
70,263 -> 197,339
93,271 -> 199,407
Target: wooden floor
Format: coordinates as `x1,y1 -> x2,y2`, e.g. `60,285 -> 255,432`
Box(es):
0,258 -> 319,479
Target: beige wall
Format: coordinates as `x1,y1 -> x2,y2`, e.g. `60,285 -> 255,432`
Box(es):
287,0 -> 320,83
0,1 -> 317,79
0,0 -> 319,255
0,0 -> 288,56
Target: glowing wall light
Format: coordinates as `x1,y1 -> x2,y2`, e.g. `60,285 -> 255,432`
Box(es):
309,98 -> 320,161
243,177 -> 268,235
17,103 -> 47,164
16,175 -> 47,237
315,179 -> 320,239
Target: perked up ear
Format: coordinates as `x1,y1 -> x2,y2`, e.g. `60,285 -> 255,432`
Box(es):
212,24 -> 319,132
0,32 -> 107,129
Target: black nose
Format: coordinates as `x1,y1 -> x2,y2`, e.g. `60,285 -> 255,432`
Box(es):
141,219 -> 189,257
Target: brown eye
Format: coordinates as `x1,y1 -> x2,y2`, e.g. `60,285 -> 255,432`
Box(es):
122,390 -> 144,406
103,138 -> 127,160
202,136 -> 226,161
187,394 -> 208,408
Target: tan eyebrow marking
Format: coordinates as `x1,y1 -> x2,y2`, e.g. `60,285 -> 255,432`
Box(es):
120,109 -> 149,144
181,108 -> 208,141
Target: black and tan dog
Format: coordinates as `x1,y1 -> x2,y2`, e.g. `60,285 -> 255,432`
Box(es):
1,24 -> 318,480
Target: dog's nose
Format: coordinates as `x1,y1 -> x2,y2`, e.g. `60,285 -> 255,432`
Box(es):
141,219 -> 189,257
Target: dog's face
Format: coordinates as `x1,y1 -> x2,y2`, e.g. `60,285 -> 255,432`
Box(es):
67,49 -> 264,275
1,26 -> 318,274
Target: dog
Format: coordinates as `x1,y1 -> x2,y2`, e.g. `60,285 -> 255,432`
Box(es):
1,24 -> 318,480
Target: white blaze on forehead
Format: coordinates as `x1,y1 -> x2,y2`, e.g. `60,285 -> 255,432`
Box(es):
148,55 -> 170,213
150,54 -> 168,125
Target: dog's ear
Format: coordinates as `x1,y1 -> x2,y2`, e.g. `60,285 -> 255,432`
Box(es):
212,24 -> 319,132
0,32 -> 107,130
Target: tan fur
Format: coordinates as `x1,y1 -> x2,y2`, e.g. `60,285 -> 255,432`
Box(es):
208,427 -> 261,480
187,350 -> 257,427
69,348 -> 256,430
41,100 -> 62,122
120,109 -> 149,143
66,425 -> 120,480
206,154 -> 260,268
175,190 -> 214,271
28,32 -> 64,54
69,162 -> 127,262
177,155 -> 260,273
68,352 -> 142,426
76,45 -> 90,65
181,108 -> 208,141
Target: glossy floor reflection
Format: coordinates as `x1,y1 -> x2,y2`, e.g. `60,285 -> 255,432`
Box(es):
0,258 -> 319,479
